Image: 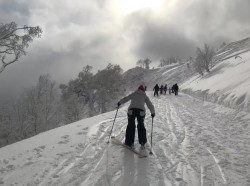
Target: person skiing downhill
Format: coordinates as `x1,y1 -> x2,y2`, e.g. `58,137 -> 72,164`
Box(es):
117,85 -> 155,149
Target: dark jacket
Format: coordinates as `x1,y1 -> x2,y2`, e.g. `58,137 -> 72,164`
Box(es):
153,84 -> 160,91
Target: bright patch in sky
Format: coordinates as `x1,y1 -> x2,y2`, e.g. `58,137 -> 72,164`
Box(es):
120,0 -> 165,14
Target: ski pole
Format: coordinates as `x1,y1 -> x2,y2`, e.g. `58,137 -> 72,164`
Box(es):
107,106 -> 119,144
149,117 -> 154,155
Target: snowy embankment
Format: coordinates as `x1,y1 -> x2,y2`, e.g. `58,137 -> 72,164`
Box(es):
123,63 -> 196,92
0,92 -> 250,186
181,49 -> 250,113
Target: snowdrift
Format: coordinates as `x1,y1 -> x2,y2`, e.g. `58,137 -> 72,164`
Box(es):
181,38 -> 250,112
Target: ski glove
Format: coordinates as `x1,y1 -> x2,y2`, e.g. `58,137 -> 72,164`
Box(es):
151,113 -> 155,118
117,102 -> 121,107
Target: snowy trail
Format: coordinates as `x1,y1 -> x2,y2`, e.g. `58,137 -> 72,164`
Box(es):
101,92 -> 250,186
150,93 -> 250,186
79,92 -> 250,186
1,92 -> 250,186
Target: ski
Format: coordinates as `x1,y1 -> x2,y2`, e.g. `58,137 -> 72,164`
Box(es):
111,137 -> 147,158
122,143 -> 147,158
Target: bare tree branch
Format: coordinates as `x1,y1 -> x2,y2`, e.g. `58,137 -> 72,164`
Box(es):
0,22 -> 42,74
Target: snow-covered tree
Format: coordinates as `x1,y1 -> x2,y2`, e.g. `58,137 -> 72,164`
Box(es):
60,64 -> 125,118
78,65 -> 96,114
159,56 -> 179,67
0,22 -> 42,73
0,106 -> 15,145
144,58 -> 152,69
0,74 -> 61,147
36,74 -> 60,131
94,64 -> 125,113
136,59 -> 145,68
136,58 -> 152,69
12,100 -> 31,139
194,43 -> 215,75
23,74 -> 59,134
60,65 -> 95,121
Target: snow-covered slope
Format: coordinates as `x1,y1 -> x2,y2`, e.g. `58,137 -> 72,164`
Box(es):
123,63 -> 195,91
1,37 -> 250,186
124,37 -> 250,112
182,38 -> 250,112
214,37 -> 250,63
1,92 -> 250,186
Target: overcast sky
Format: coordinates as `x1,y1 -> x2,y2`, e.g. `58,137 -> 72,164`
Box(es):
0,0 -> 250,100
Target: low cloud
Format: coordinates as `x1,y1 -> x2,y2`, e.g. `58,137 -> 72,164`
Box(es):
0,0 -> 249,100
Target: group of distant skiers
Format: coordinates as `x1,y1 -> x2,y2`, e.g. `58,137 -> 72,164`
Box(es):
153,83 -> 179,96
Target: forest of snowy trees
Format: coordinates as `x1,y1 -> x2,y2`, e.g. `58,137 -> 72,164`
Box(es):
0,63 -> 125,147
0,22 -> 125,147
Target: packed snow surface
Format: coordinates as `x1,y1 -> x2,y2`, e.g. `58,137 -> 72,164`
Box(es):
0,92 -> 250,186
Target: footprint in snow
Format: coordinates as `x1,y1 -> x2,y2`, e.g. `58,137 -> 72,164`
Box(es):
2,159 -> 9,164
77,143 -> 85,149
24,162 -> 34,166
76,131 -> 87,135
27,157 -> 33,161
58,135 -> 70,144
61,135 -> 69,139
39,145 -> 46,149
175,178 -> 183,181
53,174 -> 59,178
6,164 -> 15,170
58,140 -> 69,144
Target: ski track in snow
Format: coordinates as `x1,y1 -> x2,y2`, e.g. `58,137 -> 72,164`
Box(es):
1,92 -> 250,186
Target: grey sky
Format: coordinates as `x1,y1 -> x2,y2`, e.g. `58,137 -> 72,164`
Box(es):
0,0 -> 250,100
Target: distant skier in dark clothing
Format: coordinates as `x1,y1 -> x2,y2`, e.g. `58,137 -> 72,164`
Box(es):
164,84 -> 167,95
172,83 -> 179,96
175,84 -> 179,95
160,85 -> 164,95
117,85 -> 155,149
153,84 -> 160,96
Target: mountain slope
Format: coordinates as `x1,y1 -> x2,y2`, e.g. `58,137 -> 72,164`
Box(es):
123,63 -> 195,91
0,92 -> 250,186
124,37 -> 250,112
182,37 -> 250,112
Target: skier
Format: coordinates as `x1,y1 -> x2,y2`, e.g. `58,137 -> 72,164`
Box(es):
173,83 -> 179,96
153,84 -> 160,96
160,85 -> 164,95
175,83 -> 179,95
117,85 -> 155,149
163,84 -> 167,95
